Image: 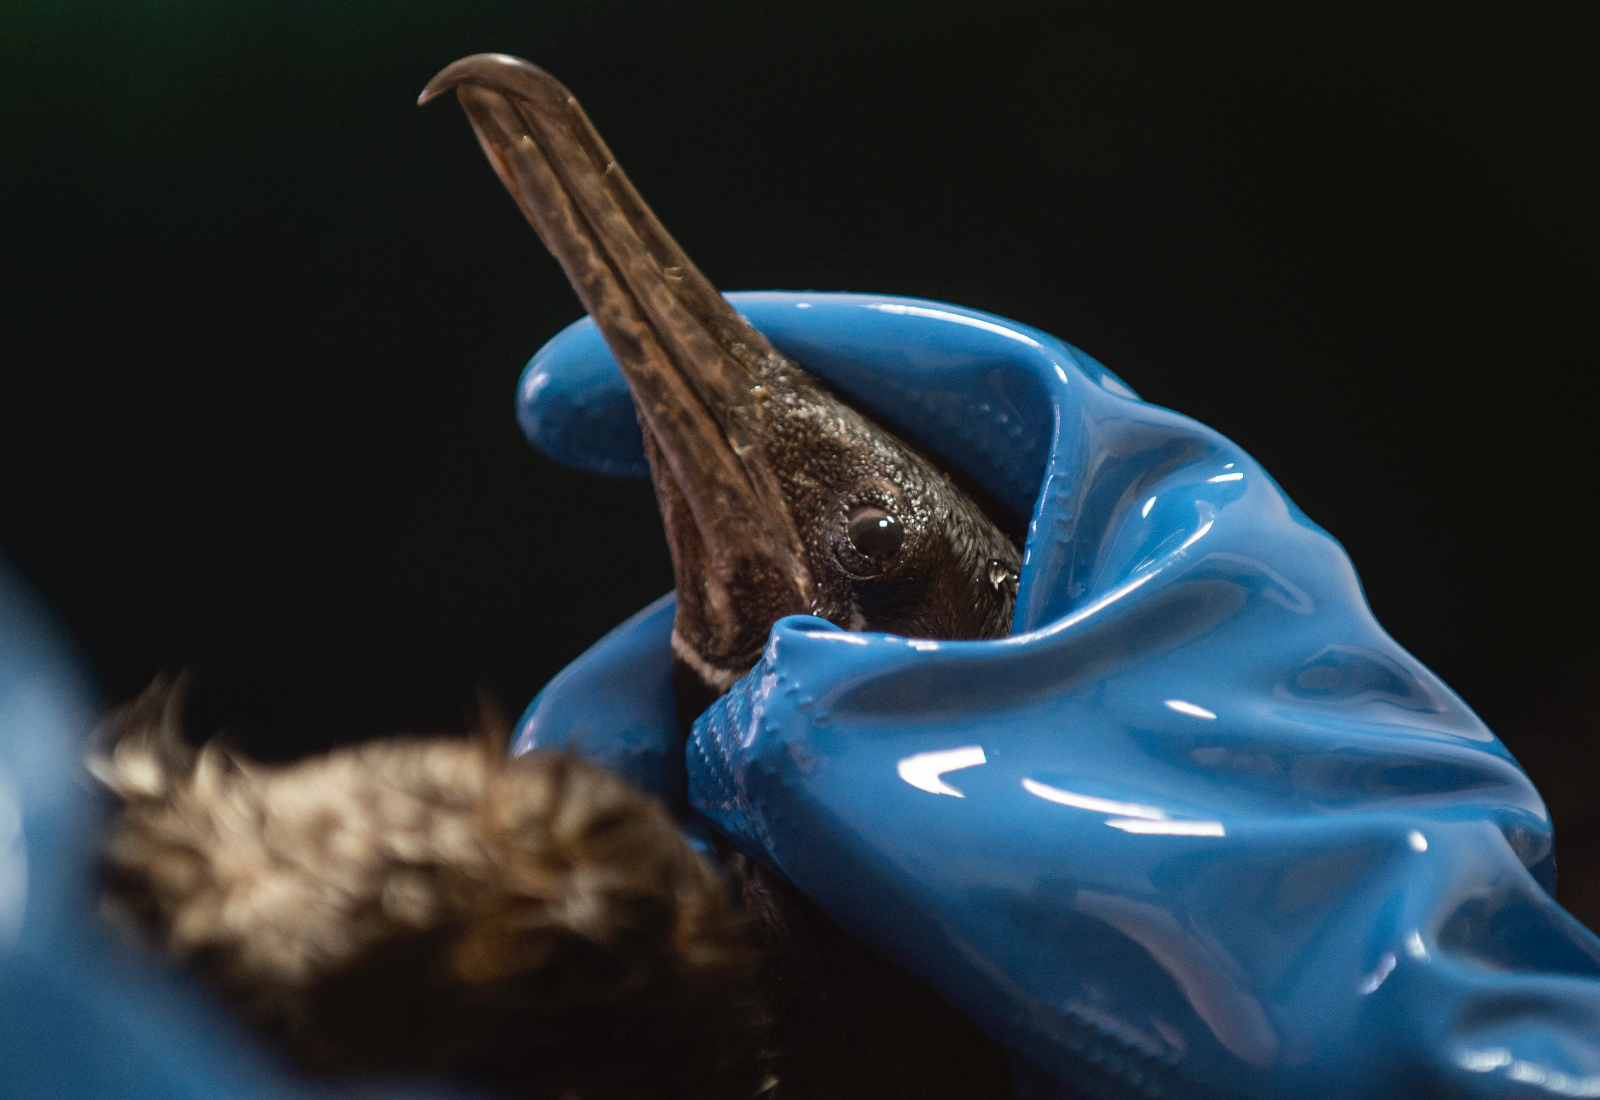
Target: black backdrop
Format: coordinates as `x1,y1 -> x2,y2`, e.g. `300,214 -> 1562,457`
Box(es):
3,2 -> 1597,917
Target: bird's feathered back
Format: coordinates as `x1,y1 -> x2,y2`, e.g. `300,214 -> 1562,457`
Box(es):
90,676 -> 770,1100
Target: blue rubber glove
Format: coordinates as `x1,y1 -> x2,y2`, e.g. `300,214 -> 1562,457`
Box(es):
515,292 -> 1600,1100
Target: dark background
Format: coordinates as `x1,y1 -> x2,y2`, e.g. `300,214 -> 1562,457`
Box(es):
2,2 -> 1597,915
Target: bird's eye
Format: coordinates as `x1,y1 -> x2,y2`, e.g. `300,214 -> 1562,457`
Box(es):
846,508 -> 904,558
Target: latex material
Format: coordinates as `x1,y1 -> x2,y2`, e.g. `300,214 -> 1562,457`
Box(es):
513,592 -> 682,804
516,292 -> 1600,1099
0,560 -> 483,1097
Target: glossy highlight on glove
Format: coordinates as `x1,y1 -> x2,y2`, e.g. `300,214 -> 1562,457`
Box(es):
517,292 -> 1600,1100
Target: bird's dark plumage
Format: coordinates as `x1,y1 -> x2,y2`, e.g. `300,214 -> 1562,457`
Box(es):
92,676 -> 771,1100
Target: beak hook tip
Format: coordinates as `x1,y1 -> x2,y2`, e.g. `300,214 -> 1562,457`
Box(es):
417,72 -> 458,107
419,53 -> 564,111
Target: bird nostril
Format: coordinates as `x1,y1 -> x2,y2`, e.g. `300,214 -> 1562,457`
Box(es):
847,508 -> 904,558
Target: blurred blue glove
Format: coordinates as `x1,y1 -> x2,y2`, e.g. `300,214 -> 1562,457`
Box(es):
1,572 -> 503,1100
517,292 -> 1600,1100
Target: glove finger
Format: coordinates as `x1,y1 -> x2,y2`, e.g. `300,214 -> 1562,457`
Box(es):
516,291 -> 1125,518
517,315 -> 652,478
510,592 -> 684,809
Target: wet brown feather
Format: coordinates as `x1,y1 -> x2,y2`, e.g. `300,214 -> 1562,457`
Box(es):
92,675 -> 771,1100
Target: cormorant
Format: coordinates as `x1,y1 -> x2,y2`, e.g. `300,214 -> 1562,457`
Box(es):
420,53 -> 1023,1098
95,54 -> 1025,1100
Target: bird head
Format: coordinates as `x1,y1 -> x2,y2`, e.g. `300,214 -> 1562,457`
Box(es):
421,55 -> 1020,721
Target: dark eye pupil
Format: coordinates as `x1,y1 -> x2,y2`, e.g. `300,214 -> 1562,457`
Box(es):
847,509 -> 904,558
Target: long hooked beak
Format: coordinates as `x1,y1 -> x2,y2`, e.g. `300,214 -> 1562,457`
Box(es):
421,54 -> 812,687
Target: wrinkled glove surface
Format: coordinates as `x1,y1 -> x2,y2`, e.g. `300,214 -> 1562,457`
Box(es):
516,292 -> 1600,1100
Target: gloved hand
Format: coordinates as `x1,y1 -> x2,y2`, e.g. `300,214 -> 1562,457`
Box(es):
516,292 -> 1600,1100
